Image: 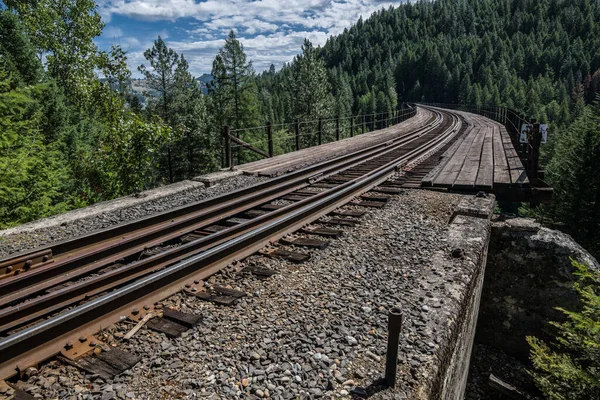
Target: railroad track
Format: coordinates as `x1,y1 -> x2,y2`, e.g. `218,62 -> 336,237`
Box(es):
0,106 -> 463,382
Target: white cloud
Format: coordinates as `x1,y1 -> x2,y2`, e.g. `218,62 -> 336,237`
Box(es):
97,0 -> 400,75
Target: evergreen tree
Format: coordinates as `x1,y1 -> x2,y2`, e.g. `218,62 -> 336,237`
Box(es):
212,30 -> 261,130
547,97 -> 600,256
528,260 -> 600,400
5,0 -> 104,103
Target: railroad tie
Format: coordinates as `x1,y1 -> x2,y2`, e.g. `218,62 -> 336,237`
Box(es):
261,248 -> 310,263
300,227 -> 343,238
63,348 -> 141,381
279,237 -> 329,249
146,308 -> 203,338
351,200 -> 387,209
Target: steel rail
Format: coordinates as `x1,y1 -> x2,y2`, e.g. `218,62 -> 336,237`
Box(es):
0,110 -> 446,334
0,111 -> 439,307
0,108 -> 461,380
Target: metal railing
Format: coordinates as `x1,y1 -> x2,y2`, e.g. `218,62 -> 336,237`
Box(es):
222,104 -> 417,168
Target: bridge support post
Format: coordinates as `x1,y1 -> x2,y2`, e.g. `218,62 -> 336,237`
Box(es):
295,119 -> 300,151
318,117 -> 323,145
267,121 -> 274,157
385,307 -> 403,387
362,115 -> 365,135
530,123 -> 541,183
223,125 -> 232,169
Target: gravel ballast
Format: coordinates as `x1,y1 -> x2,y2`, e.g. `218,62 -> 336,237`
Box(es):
13,189 -> 484,400
0,175 -> 266,259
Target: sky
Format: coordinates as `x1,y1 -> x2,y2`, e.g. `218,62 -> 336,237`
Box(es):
94,0 -> 401,78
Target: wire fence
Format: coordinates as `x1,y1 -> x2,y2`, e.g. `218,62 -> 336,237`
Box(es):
223,105 -> 417,168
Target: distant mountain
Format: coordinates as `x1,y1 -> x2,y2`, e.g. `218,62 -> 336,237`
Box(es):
196,74 -> 212,94
197,74 -> 213,84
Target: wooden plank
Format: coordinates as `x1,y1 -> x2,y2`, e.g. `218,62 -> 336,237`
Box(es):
280,237 -> 329,249
163,309 -> 202,329
350,200 -> 386,208
422,124 -> 470,186
146,317 -> 188,338
65,349 -> 140,381
452,127 -> 485,189
433,126 -> 480,187
475,124 -> 494,190
264,249 -> 310,263
300,227 -> 343,238
492,125 -> 511,187
124,313 -> 154,340
500,126 -> 529,187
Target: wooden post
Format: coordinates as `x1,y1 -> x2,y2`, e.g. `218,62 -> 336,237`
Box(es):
295,119 -> 300,151
372,112 -> 376,131
529,121 -> 541,183
318,117 -> 323,145
266,121 -> 274,157
167,146 -> 174,183
223,125 -> 232,168
336,116 -> 340,141
350,116 -> 354,137
362,115 -> 365,135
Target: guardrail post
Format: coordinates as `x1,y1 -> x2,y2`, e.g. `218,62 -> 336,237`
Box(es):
223,125 -> 232,168
295,119 -> 300,151
362,115 -> 365,135
385,307 -> 403,387
266,121 -> 274,157
336,116 -> 340,141
350,116 -> 354,137
318,117 -> 323,145
372,112 -> 376,131
530,123 -> 541,183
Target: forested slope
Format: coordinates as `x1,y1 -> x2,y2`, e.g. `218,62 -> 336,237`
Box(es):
258,0 -> 600,126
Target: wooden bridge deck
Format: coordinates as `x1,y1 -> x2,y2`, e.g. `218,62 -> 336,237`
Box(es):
422,110 -> 529,192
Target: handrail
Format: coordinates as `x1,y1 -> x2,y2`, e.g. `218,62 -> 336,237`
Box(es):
222,103 -> 417,168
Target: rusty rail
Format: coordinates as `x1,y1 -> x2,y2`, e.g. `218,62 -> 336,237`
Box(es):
0,106 -> 459,381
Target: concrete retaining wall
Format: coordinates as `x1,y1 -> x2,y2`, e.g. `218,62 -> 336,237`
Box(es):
475,218 -> 600,361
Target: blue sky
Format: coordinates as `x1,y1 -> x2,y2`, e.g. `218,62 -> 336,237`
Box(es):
95,0 -> 400,77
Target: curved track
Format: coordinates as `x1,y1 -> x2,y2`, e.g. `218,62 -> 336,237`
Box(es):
0,106 -> 463,381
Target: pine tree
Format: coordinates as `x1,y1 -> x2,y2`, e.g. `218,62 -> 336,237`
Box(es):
292,39 -> 332,120
212,30 -> 261,130
547,97 -> 600,256
528,260 -> 600,400
138,36 -> 179,125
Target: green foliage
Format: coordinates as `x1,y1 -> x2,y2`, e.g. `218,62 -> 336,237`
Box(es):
5,0 -> 104,104
98,113 -> 170,196
527,259 -> 600,400
210,30 -> 261,130
0,11 -> 41,86
257,0 -> 600,126
546,97 -> 600,257
0,70 -> 69,227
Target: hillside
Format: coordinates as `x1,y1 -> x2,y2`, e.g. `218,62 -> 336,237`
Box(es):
258,0 -> 600,125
